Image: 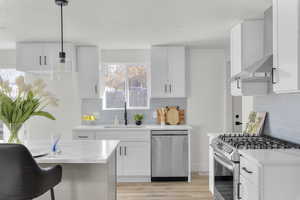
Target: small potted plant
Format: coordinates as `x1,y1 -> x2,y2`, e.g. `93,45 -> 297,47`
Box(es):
134,114 -> 144,126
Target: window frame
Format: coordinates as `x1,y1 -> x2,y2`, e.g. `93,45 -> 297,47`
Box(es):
101,62 -> 151,110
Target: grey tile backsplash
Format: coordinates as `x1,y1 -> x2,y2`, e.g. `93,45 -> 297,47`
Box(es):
254,93 -> 300,144
81,98 -> 187,125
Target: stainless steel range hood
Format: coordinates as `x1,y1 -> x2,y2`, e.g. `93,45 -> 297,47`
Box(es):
231,54 -> 272,81
232,7 -> 273,82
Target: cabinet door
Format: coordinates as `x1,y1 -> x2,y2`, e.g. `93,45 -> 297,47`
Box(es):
121,141 -> 150,176
151,47 -> 169,98
168,47 -> 186,97
77,46 -> 100,98
116,145 -> 124,176
73,131 -> 96,140
273,0 -> 300,93
240,175 -> 259,200
16,43 -> 44,71
241,20 -> 264,69
231,24 -> 242,77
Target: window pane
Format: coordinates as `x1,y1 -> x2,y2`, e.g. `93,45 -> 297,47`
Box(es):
127,64 -> 148,108
103,64 -> 126,109
0,69 -> 25,98
0,69 -> 25,138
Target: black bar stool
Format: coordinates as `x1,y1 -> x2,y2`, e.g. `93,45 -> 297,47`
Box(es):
0,144 -> 62,200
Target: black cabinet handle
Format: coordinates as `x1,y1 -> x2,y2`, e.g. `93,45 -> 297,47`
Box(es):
44,56 -> 47,65
169,84 -> 172,93
237,78 -> 241,89
242,167 -> 253,174
124,146 -> 127,156
119,147 -> 122,156
272,67 -> 277,84
39,56 -> 42,66
78,136 -> 88,139
94,84 -> 98,95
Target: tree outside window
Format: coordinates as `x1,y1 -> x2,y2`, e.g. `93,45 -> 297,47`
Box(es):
102,63 -> 149,110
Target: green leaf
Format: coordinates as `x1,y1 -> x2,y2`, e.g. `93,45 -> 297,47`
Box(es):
32,111 -> 56,120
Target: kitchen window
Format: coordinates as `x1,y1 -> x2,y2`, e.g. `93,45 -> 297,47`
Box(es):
102,63 -> 150,110
0,69 -> 25,139
0,69 -> 25,98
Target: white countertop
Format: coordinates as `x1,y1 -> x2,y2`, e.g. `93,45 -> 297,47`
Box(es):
73,124 -> 192,131
240,149 -> 300,166
24,140 -> 119,164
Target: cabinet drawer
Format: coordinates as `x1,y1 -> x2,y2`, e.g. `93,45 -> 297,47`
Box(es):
95,131 -> 150,141
73,131 -> 96,140
240,174 -> 259,200
240,156 -> 259,186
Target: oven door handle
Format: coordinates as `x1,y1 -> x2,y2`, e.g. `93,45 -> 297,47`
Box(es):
214,153 -> 234,171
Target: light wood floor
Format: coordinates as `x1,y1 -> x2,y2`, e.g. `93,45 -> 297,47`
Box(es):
117,174 -> 213,200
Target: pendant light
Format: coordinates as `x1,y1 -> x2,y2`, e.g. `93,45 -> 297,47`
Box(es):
56,0 -> 67,64
53,0 -> 72,79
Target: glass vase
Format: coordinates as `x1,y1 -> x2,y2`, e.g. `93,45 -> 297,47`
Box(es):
7,123 -> 23,144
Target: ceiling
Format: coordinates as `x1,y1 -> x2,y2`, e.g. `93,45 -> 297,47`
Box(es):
0,0 -> 272,49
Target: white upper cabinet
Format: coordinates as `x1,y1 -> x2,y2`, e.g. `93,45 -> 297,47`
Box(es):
16,43 -> 44,71
77,46 -> 99,99
273,0 -> 300,93
151,47 -> 168,98
151,46 -> 186,98
16,42 -> 76,72
168,47 -> 186,97
230,20 -> 264,96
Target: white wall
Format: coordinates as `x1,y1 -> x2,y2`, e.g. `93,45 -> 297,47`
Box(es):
0,50 -> 16,68
101,49 -> 150,63
242,96 -> 254,130
25,73 -> 81,140
186,48 -> 226,173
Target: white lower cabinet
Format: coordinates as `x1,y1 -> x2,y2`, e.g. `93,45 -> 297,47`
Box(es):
239,150 -> 300,200
240,156 -> 260,200
118,141 -> 150,177
74,129 -> 151,182
240,175 -> 259,200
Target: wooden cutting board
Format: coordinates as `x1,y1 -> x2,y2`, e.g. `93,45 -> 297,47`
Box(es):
157,106 -> 185,125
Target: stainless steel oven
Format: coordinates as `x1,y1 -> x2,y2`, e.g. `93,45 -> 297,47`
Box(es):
213,151 -> 240,200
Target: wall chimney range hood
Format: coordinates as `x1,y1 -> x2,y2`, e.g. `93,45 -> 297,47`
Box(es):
232,8 -> 273,82
231,54 -> 273,82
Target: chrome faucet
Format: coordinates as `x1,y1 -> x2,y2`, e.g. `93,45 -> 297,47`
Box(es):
124,101 -> 128,126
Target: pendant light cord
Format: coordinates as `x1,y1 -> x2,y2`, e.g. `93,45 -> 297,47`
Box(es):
60,4 -> 64,53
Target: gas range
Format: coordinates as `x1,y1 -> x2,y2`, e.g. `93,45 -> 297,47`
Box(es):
212,133 -> 300,200
211,133 -> 300,162
219,133 -> 300,150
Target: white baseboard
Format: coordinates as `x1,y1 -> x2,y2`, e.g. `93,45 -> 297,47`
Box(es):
191,162 -> 209,174
198,171 -> 209,176
191,163 -> 201,172
117,176 -> 151,183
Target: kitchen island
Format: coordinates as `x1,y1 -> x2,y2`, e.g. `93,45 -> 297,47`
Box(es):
25,140 -> 119,200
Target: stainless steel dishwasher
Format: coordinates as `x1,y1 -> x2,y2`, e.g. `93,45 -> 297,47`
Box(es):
151,130 -> 188,181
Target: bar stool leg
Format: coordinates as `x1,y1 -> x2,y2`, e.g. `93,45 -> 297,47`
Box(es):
50,188 -> 55,200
